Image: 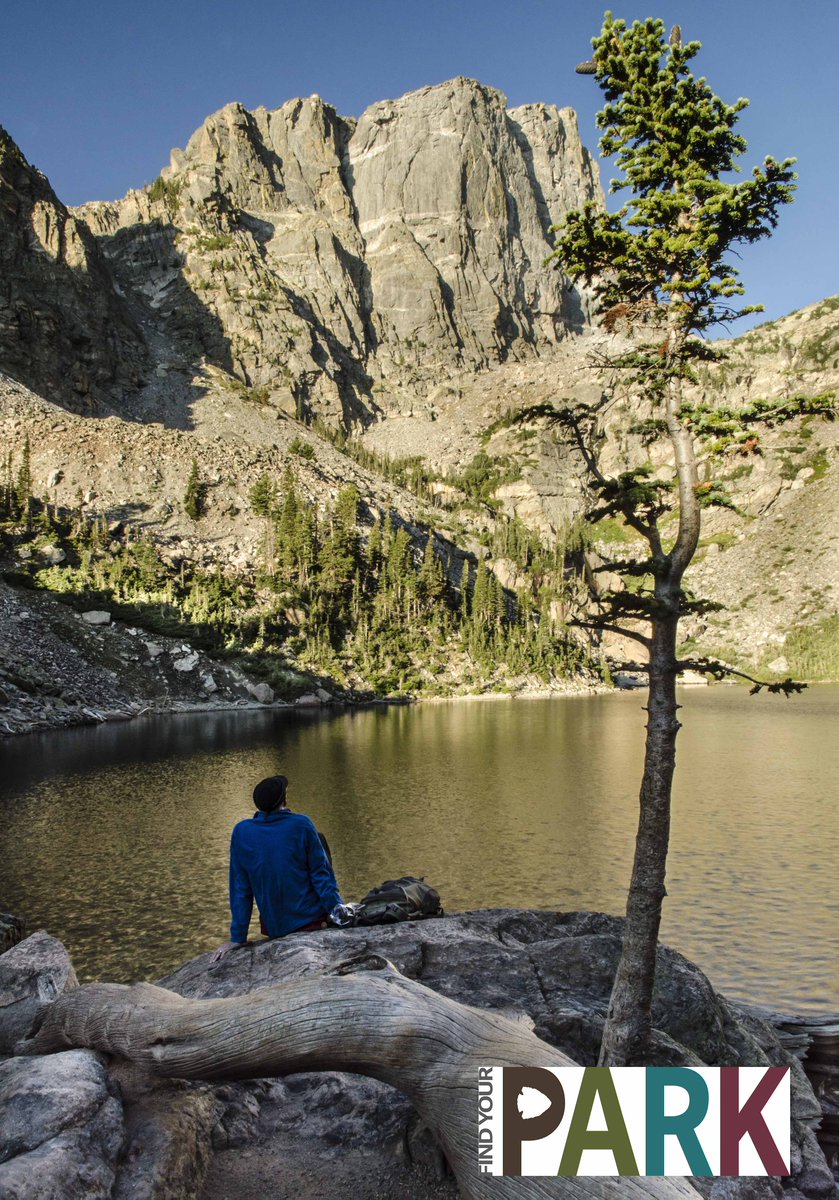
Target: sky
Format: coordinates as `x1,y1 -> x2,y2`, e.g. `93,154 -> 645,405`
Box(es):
2,0 -> 838,332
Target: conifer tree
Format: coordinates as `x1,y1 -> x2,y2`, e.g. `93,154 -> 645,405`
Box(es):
15,436 -> 32,531
1,449 -> 15,520
471,557 -> 488,630
183,459 -> 204,521
385,527 -> 413,607
319,485 -> 360,606
296,506 -> 317,584
277,470 -> 300,576
366,515 -> 383,582
546,14 -> 835,1066
334,484 -> 360,550
248,474 -> 276,517
418,531 -> 446,605
458,560 -> 472,626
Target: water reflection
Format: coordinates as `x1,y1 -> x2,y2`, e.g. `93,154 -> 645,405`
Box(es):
0,689 -> 836,1013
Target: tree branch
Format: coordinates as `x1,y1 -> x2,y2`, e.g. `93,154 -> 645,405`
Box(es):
676,657 -> 807,695
605,660 -> 652,674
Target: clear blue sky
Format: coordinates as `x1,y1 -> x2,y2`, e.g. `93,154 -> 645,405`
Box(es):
2,1 -> 837,331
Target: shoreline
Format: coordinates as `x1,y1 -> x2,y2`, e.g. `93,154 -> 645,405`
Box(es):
0,676 -> 612,739
10,674 -> 839,740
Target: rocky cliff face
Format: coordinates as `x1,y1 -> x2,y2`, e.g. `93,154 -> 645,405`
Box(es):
75,78 -> 601,426
0,128 -> 147,410
0,83 -> 837,693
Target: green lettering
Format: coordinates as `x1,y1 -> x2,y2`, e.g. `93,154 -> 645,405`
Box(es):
558,1068 -> 639,1176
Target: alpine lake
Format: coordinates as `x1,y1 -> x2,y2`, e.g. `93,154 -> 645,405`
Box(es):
1,685 -> 837,1016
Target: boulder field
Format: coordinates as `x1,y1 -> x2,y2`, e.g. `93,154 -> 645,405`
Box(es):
0,910 -> 836,1199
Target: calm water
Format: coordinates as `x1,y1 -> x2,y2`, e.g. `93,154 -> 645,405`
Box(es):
1,688 -> 837,1014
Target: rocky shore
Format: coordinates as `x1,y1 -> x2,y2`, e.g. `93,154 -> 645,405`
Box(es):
0,575 -> 607,739
0,910 -> 836,1199
0,577 -> 330,738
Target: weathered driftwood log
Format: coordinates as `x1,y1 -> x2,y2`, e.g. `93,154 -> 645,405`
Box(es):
24,953 -> 699,1200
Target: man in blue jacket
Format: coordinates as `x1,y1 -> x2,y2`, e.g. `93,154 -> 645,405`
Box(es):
211,775 -> 350,961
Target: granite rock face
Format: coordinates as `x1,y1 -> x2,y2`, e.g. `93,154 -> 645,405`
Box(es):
0,1050 -> 124,1200
75,78 -> 601,426
0,931 -> 78,1054
347,80 -> 596,361
0,128 -> 147,411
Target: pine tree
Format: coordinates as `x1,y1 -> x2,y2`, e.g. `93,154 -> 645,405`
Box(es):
277,472 -> 300,576
1,449 -> 15,520
546,14 -> 834,1066
458,560 -> 472,623
381,511 -> 394,557
385,527 -> 413,605
320,486 -> 361,607
334,484 -> 360,553
366,515 -> 383,582
418,532 -> 446,605
183,459 -> 204,521
15,436 -> 32,531
296,506 -> 317,584
248,474 -> 276,517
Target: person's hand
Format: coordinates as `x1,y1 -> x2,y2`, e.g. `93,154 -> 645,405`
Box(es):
329,904 -> 354,927
210,940 -> 246,962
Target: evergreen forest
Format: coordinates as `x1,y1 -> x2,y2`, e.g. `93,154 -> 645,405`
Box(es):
0,443 -> 599,699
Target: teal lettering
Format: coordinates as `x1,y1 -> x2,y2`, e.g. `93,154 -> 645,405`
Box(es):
646,1068 -> 711,1176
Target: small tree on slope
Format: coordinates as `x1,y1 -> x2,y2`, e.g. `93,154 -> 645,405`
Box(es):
545,14 -> 835,1066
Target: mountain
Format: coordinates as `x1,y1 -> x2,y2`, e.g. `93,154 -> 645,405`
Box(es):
0,127 -> 147,410
1,81 -> 837,729
74,77 -> 601,429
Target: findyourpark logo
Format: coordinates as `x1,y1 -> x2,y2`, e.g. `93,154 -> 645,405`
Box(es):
477,1066 -> 790,1177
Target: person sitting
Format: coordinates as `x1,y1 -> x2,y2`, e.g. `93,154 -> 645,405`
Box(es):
211,774 -> 350,961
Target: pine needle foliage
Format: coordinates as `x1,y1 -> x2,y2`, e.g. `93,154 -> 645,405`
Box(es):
546,13 -> 835,1068
556,13 -> 797,341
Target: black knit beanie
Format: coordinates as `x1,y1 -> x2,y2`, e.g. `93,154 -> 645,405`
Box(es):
253,775 -> 289,812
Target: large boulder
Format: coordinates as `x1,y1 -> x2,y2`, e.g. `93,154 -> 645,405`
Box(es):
0,931 -> 77,1054
0,1050 -> 123,1199
161,910 -> 836,1200
0,912 -> 835,1200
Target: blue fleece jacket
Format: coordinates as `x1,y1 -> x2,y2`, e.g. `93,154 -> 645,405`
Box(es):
229,809 -> 343,941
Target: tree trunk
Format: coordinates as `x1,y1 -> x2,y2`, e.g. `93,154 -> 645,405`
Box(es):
598,610 -> 681,1067
25,954 -> 698,1200
599,383 -> 699,1068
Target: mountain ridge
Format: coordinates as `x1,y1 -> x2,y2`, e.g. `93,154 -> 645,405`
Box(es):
65,77 -> 601,431
1,81 -> 838,727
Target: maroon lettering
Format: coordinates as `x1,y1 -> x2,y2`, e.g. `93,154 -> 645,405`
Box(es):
720,1068 -> 788,1176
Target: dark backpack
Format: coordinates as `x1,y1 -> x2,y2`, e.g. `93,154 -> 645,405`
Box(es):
352,876 -> 443,926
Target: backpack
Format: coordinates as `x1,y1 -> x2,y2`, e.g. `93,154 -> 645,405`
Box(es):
352,876 -> 443,926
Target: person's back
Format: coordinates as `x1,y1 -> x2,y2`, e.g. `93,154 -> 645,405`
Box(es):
230,806 -> 340,939
212,774 -> 349,961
